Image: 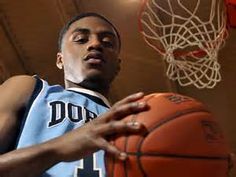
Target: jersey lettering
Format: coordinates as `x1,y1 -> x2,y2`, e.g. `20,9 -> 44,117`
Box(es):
48,101 -> 65,127
74,154 -> 102,177
68,103 -> 83,123
48,101 -> 98,127
84,107 -> 97,123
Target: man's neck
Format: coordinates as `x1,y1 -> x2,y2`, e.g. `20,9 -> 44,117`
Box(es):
64,79 -> 109,98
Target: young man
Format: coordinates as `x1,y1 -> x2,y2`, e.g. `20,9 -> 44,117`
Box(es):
0,13 -> 148,177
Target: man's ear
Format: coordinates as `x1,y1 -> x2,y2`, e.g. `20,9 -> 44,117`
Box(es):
56,52 -> 64,69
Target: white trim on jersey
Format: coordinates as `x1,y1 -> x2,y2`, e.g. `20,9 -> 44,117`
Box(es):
93,152 -> 102,177
67,87 -> 111,108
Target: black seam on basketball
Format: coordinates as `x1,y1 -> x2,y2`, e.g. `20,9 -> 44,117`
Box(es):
126,152 -> 229,161
137,150 -> 147,177
136,109 -> 210,147
135,109 -> 210,177
127,114 -> 147,177
124,135 -> 128,177
145,108 -> 210,136
123,95 -> 212,177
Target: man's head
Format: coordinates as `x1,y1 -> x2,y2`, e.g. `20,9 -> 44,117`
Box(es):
58,13 -> 121,53
56,13 -> 121,95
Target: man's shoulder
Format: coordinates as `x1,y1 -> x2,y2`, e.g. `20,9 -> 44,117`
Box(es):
0,75 -> 37,101
0,75 -> 39,116
1,75 -> 36,86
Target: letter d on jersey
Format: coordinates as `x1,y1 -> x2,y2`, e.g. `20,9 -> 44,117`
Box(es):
48,101 -> 98,127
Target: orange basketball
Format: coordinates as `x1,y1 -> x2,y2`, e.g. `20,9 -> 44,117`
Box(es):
106,93 -> 231,177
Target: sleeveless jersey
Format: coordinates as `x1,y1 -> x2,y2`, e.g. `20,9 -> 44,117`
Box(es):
15,76 -> 110,177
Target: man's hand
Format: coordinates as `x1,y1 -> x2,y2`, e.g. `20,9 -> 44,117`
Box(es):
49,92 -> 148,162
0,92 -> 148,177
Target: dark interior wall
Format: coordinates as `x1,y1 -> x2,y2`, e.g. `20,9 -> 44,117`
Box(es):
0,0 -> 235,173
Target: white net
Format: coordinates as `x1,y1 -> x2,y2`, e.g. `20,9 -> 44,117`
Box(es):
139,0 -> 228,89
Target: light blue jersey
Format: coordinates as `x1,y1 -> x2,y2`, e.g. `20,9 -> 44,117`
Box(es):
16,76 -> 110,177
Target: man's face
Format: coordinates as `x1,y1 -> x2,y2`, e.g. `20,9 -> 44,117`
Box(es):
57,16 -> 120,88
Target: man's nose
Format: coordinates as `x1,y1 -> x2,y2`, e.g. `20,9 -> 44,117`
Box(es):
87,37 -> 103,52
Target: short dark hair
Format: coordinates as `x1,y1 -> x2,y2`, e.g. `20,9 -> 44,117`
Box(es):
58,12 -> 121,52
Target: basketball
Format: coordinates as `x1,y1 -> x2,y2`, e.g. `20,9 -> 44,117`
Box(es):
105,93 -> 231,177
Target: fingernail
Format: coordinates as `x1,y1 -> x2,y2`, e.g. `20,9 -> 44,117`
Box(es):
119,152 -> 127,160
127,121 -> 141,129
131,102 -> 146,108
137,102 -> 146,108
135,92 -> 144,97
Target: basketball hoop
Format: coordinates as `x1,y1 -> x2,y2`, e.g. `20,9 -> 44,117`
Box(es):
139,0 -> 228,89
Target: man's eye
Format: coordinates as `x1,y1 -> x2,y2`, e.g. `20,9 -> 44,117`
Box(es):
74,38 -> 88,43
73,35 -> 88,43
102,40 -> 114,48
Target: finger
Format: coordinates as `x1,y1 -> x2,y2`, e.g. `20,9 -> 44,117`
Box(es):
96,120 -> 143,136
106,101 -> 148,121
98,138 -> 128,161
114,92 -> 145,107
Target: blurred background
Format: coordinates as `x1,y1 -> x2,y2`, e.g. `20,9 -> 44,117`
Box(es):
0,0 -> 235,173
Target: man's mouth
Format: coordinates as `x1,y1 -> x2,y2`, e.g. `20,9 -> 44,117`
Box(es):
84,52 -> 105,64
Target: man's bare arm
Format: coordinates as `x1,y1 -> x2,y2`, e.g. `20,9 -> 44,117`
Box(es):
0,76 -> 148,177
0,75 -> 55,176
0,75 -> 36,153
